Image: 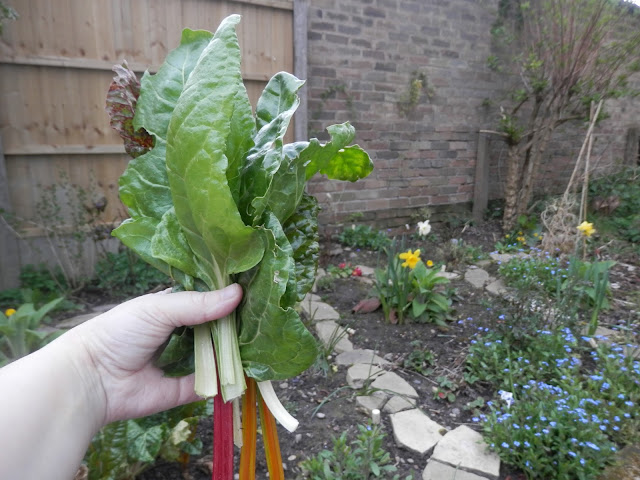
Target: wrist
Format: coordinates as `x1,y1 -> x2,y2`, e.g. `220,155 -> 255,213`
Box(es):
49,327 -> 109,433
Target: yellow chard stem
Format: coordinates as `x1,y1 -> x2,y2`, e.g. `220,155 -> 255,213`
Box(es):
239,377 -> 257,480
258,390 -> 285,480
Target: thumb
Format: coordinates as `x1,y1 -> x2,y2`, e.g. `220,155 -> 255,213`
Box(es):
126,284 -> 244,329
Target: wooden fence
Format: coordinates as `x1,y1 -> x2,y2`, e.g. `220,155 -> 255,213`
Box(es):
0,0 -> 296,289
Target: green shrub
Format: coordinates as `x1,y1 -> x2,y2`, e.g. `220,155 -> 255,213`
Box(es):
589,167 -> 640,244
93,250 -> 170,298
338,225 -> 391,251
19,263 -> 69,296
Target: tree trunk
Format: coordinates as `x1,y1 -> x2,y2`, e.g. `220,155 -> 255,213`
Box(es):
517,126 -> 553,218
502,144 -> 522,232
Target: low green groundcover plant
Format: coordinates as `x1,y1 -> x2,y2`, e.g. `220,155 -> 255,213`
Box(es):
498,251 -> 614,310
338,224 -> 391,251
300,423 -> 412,480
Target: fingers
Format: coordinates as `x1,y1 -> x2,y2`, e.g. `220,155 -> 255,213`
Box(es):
128,284 -> 243,329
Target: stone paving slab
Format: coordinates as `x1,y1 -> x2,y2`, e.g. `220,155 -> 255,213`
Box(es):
355,265 -> 375,276
346,363 -> 385,389
356,391 -> 388,415
302,301 -> 340,321
370,371 -> 418,398
422,459 -> 490,480
430,425 -> 500,480
485,279 -> 508,296
489,252 -> 526,263
335,349 -> 389,366
383,395 -> 416,414
315,321 -> 353,353
464,268 -> 490,289
436,271 -> 460,281
390,409 -> 445,456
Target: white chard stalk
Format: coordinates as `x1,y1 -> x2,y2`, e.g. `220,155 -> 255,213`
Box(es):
257,380 -> 299,433
194,323 -> 218,398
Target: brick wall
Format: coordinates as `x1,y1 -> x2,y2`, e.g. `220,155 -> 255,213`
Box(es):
304,0 -> 640,230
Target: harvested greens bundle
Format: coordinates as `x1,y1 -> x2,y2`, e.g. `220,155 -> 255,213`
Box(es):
106,15 -> 372,479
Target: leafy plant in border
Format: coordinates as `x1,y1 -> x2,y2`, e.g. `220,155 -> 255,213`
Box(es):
0,298 -> 64,366
85,400 -> 210,480
300,423 -> 412,479
105,16 -> 372,480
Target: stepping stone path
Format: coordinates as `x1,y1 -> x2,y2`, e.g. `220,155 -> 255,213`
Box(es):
307,265 -> 502,479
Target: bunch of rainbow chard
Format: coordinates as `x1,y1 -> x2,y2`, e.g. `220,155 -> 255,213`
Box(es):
106,15 -> 372,480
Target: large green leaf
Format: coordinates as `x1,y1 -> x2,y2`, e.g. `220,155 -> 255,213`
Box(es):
117,28 -> 213,221
255,72 -> 305,130
134,29 -> 214,139
239,72 -> 304,225
127,422 -> 168,463
166,15 -> 263,279
304,123 -> 373,181
113,217 -> 171,276
238,214 -> 318,381
151,208 -> 210,289
282,193 -> 320,305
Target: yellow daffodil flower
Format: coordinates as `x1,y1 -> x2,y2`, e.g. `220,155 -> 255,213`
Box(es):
399,249 -> 421,269
4,308 -> 16,317
577,221 -> 596,238
426,260 -> 434,267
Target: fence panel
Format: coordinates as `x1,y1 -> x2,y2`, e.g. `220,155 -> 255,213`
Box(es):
0,0 -> 294,289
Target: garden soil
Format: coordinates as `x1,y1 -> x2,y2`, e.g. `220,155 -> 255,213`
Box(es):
96,221 -> 638,480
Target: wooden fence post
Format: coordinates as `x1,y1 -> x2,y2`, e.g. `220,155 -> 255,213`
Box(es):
624,127 -> 639,166
293,0 -> 309,141
472,131 -> 490,225
0,135 -> 22,289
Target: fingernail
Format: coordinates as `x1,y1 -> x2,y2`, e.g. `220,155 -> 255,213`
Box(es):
220,283 -> 241,300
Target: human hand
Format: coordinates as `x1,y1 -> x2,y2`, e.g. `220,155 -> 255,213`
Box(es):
66,284 -> 243,427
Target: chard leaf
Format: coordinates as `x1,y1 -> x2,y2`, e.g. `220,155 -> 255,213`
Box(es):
263,141 -> 309,225
116,29 -> 213,221
133,29 -> 214,139
105,61 -> 154,158
226,87 -> 256,205
238,214 -> 318,381
155,328 -> 195,377
304,123 -> 373,181
127,421 -> 168,463
282,193 -> 320,304
151,208 -> 211,287
255,72 -> 306,131
113,217 -> 171,276
117,141 -> 172,219
239,72 -> 304,224
166,15 -> 263,278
